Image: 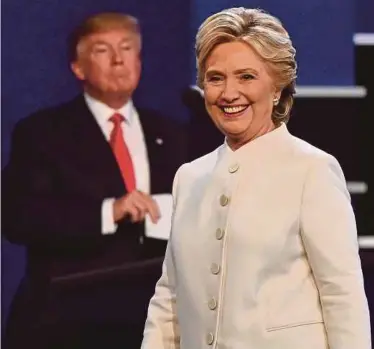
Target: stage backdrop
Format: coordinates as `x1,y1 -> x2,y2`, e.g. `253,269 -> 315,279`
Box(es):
190,0 -> 355,86
356,0 -> 374,33
2,0 -> 371,331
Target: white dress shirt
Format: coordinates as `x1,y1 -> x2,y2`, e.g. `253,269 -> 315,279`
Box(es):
84,93 -> 150,234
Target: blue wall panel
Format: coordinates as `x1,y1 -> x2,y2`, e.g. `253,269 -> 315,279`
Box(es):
190,0 -> 355,86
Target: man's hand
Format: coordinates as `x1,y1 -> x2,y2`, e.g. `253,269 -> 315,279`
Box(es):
113,191 -> 161,224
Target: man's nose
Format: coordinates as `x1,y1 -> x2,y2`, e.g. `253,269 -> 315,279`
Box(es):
111,50 -> 124,64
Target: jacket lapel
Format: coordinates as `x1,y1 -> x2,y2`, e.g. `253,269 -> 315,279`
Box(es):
138,109 -> 167,194
67,96 -> 126,197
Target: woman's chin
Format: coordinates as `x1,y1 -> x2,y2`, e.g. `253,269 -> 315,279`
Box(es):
221,118 -> 252,135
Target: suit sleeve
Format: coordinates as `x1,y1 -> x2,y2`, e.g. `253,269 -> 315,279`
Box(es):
2,119 -> 104,245
141,165 -> 184,349
300,154 -> 371,349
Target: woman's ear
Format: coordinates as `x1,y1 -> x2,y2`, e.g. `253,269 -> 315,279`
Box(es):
273,90 -> 282,106
273,86 -> 282,105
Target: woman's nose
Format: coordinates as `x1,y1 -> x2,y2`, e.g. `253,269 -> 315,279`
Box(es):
221,80 -> 240,102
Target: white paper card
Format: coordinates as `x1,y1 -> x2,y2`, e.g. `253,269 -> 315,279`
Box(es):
145,194 -> 173,240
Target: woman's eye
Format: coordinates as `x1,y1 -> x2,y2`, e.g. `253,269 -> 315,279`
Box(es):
240,73 -> 254,81
207,75 -> 224,83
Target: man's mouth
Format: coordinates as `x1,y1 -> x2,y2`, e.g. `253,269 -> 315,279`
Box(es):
219,105 -> 249,115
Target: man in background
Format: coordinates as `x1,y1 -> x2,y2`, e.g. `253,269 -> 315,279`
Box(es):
2,12 -> 187,349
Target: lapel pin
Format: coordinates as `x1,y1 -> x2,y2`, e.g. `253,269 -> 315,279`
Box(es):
155,138 -> 163,145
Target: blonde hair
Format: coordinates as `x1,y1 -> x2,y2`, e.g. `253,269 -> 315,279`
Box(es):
68,12 -> 141,62
195,7 -> 297,124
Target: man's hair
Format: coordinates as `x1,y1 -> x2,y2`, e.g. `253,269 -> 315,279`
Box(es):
68,12 -> 141,62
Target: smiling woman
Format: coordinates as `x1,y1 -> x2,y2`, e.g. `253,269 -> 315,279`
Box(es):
203,41 -> 279,150
195,8 -> 297,150
141,7 -> 371,349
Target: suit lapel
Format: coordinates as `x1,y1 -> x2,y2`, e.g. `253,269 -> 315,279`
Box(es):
138,109 -> 167,194
68,96 -> 126,197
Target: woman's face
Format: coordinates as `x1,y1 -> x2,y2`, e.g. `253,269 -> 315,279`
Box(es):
203,41 -> 280,150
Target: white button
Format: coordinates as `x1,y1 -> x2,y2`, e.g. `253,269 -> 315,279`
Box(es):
206,332 -> 214,345
220,194 -> 229,206
208,298 -> 217,310
211,263 -> 220,274
228,163 -> 239,173
215,228 -> 224,240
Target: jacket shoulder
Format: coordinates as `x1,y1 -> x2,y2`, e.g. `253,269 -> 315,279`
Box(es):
287,134 -> 341,169
14,96 -> 82,133
178,146 -> 223,179
137,107 -> 188,130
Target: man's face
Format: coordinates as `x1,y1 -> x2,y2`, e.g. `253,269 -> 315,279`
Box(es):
71,28 -> 141,103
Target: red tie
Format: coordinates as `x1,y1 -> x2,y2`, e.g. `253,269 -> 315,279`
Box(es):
109,113 -> 136,192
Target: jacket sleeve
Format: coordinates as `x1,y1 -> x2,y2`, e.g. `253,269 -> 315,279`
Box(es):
300,154 -> 371,349
2,119 -> 103,246
141,165 -> 184,349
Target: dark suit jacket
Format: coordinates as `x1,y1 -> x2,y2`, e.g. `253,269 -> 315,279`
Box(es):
2,95 -> 188,331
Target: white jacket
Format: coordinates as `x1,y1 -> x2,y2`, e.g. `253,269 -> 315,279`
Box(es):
142,124 -> 371,349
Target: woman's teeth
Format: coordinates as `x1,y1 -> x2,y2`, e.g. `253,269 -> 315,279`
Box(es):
222,105 -> 248,114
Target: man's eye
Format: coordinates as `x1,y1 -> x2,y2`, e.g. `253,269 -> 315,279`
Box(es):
93,47 -> 108,53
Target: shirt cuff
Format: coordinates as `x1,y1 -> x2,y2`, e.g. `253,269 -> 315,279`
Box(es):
101,198 -> 117,235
